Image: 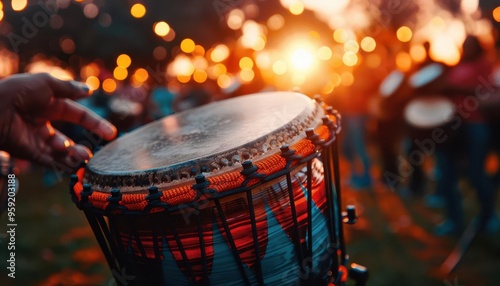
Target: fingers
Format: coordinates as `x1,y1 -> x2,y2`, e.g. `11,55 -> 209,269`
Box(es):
38,73 -> 91,100
37,127 -> 93,167
43,98 -> 117,141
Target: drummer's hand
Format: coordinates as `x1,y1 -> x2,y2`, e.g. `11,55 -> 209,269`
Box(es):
0,73 -> 117,166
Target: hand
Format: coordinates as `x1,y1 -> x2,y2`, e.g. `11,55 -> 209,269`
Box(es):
0,73 -> 117,166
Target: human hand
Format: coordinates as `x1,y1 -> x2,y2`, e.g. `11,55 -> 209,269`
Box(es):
0,73 -> 117,166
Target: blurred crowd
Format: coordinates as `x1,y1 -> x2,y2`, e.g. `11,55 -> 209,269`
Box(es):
1,1 -> 500,240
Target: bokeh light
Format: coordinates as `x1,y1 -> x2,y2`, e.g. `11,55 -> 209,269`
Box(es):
83,4 -> 99,19
344,40 -> 360,53
396,52 -> 412,71
60,37 -> 75,54
227,9 -> 245,30
410,44 -> 427,63
113,66 -> 128,80
130,3 -> 146,18
317,46 -> 332,61
493,7 -> 500,22
210,44 -> 230,62
397,26 -> 413,42
154,21 -> 170,37
343,51 -> 358,66
272,60 -> 287,75
217,74 -> 232,88
267,14 -> 285,30
193,70 -> 208,83
134,68 -> 149,82
360,37 -> 376,52
341,72 -> 354,86
239,69 -> 254,83
102,78 -> 117,93
153,46 -> 167,60
116,54 -> 131,68
180,38 -> 196,53
289,1 -> 304,15
333,28 -> 349,43
85,76 -> 100,91
11,0 -> 27,11
239,57 -> 254,69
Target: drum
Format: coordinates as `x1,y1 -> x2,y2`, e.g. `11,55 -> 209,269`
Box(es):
70,92 -> 361,285
404,95 -> 456,140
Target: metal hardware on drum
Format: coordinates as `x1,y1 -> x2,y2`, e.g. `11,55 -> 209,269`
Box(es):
69,92 -> 368,286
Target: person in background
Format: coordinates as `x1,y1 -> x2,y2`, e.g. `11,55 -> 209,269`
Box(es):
436,35 -> 499,235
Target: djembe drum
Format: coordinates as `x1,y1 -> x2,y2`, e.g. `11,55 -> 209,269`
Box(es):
69,92 -> 366,285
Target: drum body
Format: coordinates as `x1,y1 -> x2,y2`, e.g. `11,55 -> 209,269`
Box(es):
70,92 -> 346,285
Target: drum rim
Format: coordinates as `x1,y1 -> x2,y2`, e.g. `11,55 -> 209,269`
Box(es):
70,115 -> 338,214
84,92 -> 323,192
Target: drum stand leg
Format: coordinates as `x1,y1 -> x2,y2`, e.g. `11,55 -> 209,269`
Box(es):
349,264 -> 369,286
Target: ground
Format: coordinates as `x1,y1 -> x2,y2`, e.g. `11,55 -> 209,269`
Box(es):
0,160 -> 499,286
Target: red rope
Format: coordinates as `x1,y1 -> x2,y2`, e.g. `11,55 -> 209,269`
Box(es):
72,124 -> 332,212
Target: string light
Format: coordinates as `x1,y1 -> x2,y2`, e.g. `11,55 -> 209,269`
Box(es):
113,66 -> 128,80
11,0 -> 27,11
85,76 -> 100,91
130,3 -> 146,18
117,54 -> 131,68
180,38 -> 195,53
360,37 -> 376,52
102,79 -> 117,93
154,21 -> 170,37
397,26 -> 412,42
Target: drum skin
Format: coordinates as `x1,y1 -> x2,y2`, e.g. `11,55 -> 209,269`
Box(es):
72,92 -> 341,285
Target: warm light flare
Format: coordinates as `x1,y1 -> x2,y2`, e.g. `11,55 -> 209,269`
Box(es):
180,38 -> 196,53
134,68 -> 149,82
360,37 -> 376,52
227,9 -> 244,30
102,79 -> 117,93
272,60 -> 287,75
113,66 -> 128,81
85,76 -> 100,91
239,57 -> 254,69
397,26 -> 412,42
210,44 -> 230,62
410,45 -> 427,63
343,51 -> 358,67
289,1 -> 304,15
116,54 -> 131,68
154,21 -> 170,37
130,3 -> 146,18
317,46 -> 332,61
11,0 -> 27,11
494,7 -> 500,22
290,48 -> 314,71
396,52 -> 412,71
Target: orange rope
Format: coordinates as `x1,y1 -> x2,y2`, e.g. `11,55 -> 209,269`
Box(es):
72,126 -> 333,212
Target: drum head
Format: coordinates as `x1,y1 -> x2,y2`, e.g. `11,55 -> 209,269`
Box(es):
379,70 -> 404,97
408,63 -> 444,88
404,96 -> 455,129
85,92 -> 324,192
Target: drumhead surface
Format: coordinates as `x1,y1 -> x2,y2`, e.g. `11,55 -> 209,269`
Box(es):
379,70 -> 404,97
404,96 -> 455,128
85,92 -> 323,191
408,63 -> 444,88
